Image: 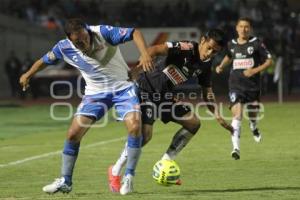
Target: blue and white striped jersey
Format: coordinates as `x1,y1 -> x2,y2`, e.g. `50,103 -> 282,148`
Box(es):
42,25 -> 135,95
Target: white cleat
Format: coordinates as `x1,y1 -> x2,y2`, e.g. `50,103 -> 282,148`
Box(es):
252,129 -> 262,143
120,174 -> 133,195
42,177 -> 72,194
231,149 -> 240,160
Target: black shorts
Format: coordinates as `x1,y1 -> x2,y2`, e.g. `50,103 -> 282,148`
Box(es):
141,100 -> 191,125
229,90 -> 260,108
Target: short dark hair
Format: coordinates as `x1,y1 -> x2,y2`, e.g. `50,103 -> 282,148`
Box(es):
237,17 -> 252,26
203,29 -> 226,47
64,18 -> 86,38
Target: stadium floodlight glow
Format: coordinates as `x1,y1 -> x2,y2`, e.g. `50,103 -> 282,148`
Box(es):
50,81 -> 73,99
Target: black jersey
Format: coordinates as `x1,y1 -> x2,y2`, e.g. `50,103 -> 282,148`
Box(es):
226,36 -> 271,92
137,41 -> 212,100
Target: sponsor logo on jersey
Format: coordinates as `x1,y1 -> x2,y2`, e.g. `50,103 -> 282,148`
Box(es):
247,46 -> 254,55
233,58 -> 254,69
72,55 -> 78,62
163,64 -> 187,85
105,25 -> 113,31
179,42 -> 193,50
235,53 -> 246,59
119,28 -> 128,36
47,51 -> 56,61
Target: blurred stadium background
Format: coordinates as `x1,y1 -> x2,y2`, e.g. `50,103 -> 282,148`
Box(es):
0,0 -> 300,101
1,1 -> 300,200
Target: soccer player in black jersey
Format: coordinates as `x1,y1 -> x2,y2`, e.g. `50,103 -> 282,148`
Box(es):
108,29 -> 233,191
216,18 -> 273,160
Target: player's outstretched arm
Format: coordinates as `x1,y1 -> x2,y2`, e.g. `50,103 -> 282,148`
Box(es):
147,43 -> 168,58
216,55 -> 232,74
243,58 -> 273,77
203,87 -> 233,133
133,29 -> 153,72
19,58 -> 47,91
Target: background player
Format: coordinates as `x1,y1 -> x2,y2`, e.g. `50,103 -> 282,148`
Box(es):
19,18 -> 153,195
216,17 -> 273,160
108,29 -> 233,192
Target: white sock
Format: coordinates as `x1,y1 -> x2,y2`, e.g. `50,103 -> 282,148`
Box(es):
231,119 -> 241,150
161,153 -> 172,160
112,142 -> 128,176
124,173 -> 133,180
249,120 -> 257,131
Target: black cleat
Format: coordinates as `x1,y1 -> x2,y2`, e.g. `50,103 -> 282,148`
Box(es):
252,128 -> 262,143
231,149 -> 240,160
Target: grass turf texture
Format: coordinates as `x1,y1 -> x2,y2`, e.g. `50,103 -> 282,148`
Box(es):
0,103 -> 300,200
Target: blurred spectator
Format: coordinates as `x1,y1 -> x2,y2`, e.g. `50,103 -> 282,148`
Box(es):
1,0 -> 299,95
21,52 -> 33,75
44,17 -> 59,30
5,51 -> 22,98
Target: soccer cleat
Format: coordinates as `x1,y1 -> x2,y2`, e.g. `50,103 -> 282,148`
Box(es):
120,174 -> 133,195
231,149 -> 240,160
42,177 -> 72,194
108,165 -> 121,192
252,128 -> 262,143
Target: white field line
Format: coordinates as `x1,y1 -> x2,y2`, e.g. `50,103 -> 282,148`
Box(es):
0,137 -> 125,168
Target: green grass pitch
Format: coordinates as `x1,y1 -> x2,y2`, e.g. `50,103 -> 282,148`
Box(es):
0,103 -> 300,200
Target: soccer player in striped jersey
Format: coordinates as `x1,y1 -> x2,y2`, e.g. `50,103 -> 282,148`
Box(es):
19,18 -> 153,195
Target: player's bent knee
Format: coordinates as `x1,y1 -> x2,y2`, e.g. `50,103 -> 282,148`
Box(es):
190,122 -> 201,134
127,121 -> 141,136
67,130 -> 81,142
185,120 -> 201,134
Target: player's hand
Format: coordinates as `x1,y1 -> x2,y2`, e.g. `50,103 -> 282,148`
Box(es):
215,65 -> 224,74
129,66 -> 143,81
19,73 -> 30,91
137,52 -> 154,72
216,115 -> 234,134
243,68 -> 257,77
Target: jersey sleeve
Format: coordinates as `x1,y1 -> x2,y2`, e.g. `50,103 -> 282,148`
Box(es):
197,65 -> 212,88
257,40 -> 272,62
100,25 -> 135,45
166,41 -> 194,56
42,43 -> 63,65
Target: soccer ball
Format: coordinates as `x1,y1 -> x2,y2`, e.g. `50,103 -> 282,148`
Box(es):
152,159 -> 180,186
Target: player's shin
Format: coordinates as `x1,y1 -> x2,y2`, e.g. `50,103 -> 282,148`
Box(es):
231,119 -> 241,150
125,135 -> 142,176
249,120 -> 257,131
61,140 -> 80,186
162,128 -> 195,160
248,106 -> 259,131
